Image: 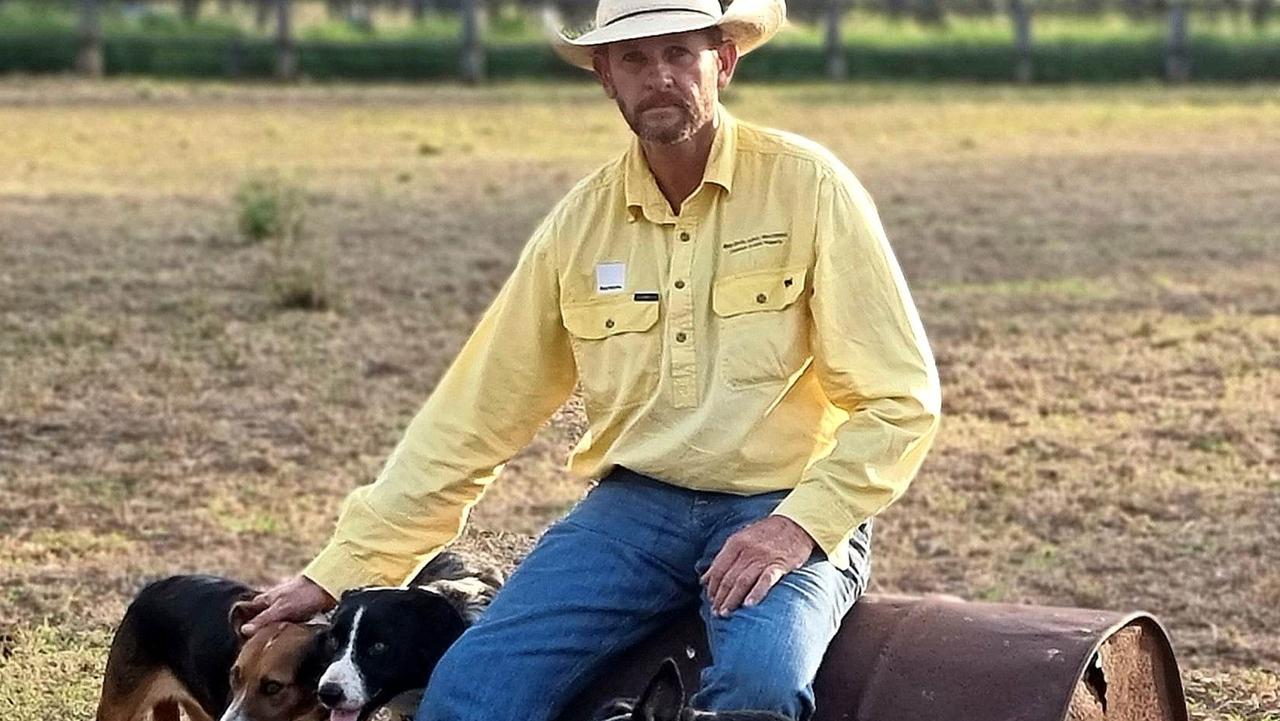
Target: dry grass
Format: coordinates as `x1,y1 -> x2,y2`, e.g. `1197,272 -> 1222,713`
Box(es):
0,79 -> 1277,719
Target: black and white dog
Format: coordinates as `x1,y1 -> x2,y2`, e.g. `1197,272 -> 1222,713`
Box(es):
317,552 -> 502,721
594,659 -> 790,721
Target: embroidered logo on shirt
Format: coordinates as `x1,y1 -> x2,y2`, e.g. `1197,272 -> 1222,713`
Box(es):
596,262 -> 626,294
722,232 -> 789,255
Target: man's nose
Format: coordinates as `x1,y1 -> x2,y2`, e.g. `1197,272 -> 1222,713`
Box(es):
645,60 -> 676,90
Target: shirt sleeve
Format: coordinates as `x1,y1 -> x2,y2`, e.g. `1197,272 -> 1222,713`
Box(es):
303,211 -> 576,597
771,166 -> 941,568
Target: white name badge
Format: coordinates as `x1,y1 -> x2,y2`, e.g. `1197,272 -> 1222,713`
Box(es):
596,262 -> 626,295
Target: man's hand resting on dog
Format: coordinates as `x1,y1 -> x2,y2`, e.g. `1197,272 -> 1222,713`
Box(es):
237,575 -> 336,636
700,515 -> 817,617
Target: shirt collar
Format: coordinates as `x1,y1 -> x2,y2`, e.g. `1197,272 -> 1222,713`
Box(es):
624,104 -> 738,223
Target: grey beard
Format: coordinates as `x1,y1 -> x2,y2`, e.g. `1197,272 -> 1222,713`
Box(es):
620,100 -> 701,146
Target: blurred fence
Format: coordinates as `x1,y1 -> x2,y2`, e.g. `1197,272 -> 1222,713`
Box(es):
1,0 -> 1277,82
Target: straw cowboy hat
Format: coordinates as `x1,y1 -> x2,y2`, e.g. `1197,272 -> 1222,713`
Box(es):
551,0 -> 787,71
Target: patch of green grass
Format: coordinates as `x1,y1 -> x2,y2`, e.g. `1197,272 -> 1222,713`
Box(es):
0,623 -> 108,720
234,172 -> 305,245
1185,668 -> 1280,721
231,172 -> 337,311
975,582 -> 1010,601
0,530 -> 134,565
208,495 -> 288,537
1189,432 -> 1234,454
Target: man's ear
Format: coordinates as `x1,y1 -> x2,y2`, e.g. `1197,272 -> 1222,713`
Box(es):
592,50 -> 617,99
716,39 -> 739,90
228,600 -> 258,642
635,658 -> 685,721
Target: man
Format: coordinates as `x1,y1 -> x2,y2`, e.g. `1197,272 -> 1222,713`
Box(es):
239,0 -> 941,718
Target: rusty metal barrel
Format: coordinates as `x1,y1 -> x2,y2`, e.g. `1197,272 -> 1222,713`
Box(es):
558,594 -> 1188,721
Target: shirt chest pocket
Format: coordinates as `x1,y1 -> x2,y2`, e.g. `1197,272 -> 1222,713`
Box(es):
712,267 -> 811,389
561,298 -> 661,410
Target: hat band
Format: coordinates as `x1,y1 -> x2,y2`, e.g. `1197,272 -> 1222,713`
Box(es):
602,6 -> 720,27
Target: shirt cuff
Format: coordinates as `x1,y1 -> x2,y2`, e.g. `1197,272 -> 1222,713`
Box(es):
302,541 -> 397,600
771,485 -> 861,572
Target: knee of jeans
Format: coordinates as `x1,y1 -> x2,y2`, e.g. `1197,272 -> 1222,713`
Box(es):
697,662 -> 812,718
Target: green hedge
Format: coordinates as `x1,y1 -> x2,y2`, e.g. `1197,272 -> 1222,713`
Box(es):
2,33 -> 1278,81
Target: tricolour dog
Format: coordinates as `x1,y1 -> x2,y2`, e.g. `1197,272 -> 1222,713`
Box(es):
96,575 -> 328,721
317,551 -> 503,721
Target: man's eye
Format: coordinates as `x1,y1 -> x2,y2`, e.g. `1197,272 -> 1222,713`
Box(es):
370,641 -> 387,655
260,680 -> 284,696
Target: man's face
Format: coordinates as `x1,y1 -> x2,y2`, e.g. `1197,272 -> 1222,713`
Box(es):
593,30 -> 738,146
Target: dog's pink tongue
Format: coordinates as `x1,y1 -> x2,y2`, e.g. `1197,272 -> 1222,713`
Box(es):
330,710 -> 359,721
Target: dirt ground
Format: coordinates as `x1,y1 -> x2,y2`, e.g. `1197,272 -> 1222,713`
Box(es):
0,79 -> 1276,719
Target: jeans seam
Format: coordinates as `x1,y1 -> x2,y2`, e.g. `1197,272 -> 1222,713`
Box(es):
546,588 -> 692,721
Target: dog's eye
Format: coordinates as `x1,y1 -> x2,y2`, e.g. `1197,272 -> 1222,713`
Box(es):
370,642 -> 387,656
260,680 -> 284,696
230,666 -> 242,686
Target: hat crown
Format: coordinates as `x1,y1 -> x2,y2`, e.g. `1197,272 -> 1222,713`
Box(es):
594,0 -> 724,31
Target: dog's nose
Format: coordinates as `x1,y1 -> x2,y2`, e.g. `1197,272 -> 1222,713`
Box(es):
318,683 -> 345,706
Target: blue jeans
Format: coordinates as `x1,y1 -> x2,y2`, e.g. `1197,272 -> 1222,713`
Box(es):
416,468 -> 872,721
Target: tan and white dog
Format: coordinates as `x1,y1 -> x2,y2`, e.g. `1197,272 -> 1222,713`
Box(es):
95,575 -> 327,721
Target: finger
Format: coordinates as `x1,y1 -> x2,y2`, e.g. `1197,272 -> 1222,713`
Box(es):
710,555 -> 755,614
702,543 -> 742,600
707,561 -> 733,612
241,601 -> 288,635
241,594 -> 273,613
705,555 -> 735,611
699,550 -> 721,588
743,565 -> 787,609
717,562 -> 764,616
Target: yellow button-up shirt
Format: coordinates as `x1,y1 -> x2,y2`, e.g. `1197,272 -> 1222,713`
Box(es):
303,106 -> 941,597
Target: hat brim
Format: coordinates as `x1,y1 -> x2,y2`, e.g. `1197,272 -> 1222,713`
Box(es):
551,0 -> 785,71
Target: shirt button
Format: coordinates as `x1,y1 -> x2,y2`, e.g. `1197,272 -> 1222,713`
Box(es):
605,319 -> 615,329
679,231 -> 690,242
674,280 -> 685,289
675,331 -> 687,342
756,293 -> 768,303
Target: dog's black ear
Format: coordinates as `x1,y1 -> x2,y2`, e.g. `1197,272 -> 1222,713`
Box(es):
635,658 -> 685,721
296,626 -> 332,687
228,598 -> 261,642
409,586 -> 469,624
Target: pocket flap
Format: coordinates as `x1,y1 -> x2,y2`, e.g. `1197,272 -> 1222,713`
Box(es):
712,267 -> 808,318
562,298 -> 659,339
